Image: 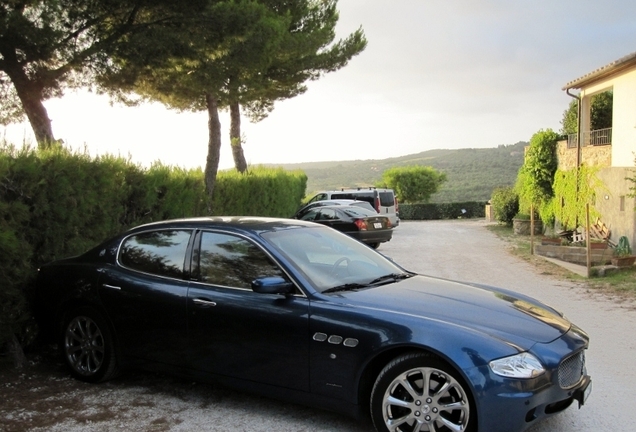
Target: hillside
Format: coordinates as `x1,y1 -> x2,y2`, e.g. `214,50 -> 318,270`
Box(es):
273,142 -> 526,203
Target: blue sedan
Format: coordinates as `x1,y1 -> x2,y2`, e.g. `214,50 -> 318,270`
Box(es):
35,217 -> 591,432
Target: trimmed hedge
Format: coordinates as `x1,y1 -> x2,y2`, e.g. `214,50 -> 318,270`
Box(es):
399,202 -> 487,220
212,166 -> 307,217
0,144 -> 306,356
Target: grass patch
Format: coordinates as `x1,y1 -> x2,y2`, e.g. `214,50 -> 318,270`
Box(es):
486,224 -> 636,299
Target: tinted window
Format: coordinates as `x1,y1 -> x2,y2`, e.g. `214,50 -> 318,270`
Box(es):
379,191 -> 395,207
300,209 -> 320,221
317,209 -> 338,220
331,192 -> 375,206
197,232 -> 284,289
308,193 -> 328,203
119,230 -> 192,278
342,207 -> 376,218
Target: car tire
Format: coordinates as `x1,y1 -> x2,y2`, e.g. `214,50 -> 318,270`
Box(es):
370,352 -> 475,432
370,243 -> 380,249
61,306 -> 119,383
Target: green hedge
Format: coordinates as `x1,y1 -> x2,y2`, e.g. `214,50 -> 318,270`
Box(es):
211,166 -> 307,217
399,201 -> 487,220
0,144 -> 306,356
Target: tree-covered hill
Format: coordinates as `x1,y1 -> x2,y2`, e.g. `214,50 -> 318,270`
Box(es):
271,142 -> 527,203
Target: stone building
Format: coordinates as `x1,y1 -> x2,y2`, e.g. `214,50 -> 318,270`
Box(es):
561,52 -> 636,247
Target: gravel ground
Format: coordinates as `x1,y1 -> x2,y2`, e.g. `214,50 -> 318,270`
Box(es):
1,219 -> 634,431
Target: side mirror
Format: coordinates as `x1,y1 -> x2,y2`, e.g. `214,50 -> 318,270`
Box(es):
252,277 -> 295,295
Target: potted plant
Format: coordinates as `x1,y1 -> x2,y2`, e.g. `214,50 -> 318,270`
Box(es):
589,238 -> 608,250
611,236 -> 635,268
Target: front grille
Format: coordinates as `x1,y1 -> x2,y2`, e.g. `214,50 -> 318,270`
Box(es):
558,351 -> 585,389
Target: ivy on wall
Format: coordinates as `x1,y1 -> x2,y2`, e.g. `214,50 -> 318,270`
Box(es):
551,166 -> 605,230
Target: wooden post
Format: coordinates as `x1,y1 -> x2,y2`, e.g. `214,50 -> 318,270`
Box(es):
530,204 -> 534,255
586,203 -> 591,277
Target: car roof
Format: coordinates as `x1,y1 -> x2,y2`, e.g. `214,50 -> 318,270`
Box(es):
128,217 -> 317,235
310,199 -> 366,205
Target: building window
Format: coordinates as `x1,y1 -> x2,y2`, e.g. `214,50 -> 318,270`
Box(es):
620,196 -> 625,212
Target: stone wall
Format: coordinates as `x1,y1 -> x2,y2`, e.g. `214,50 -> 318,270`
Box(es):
556,140 -> 613,170
535,244 -> 614,266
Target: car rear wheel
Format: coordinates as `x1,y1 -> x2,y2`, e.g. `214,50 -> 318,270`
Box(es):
62,306 -> 119,383
371,352 -> 475,432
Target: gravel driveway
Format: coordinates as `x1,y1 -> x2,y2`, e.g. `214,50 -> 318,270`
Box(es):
2,219 -> 634,431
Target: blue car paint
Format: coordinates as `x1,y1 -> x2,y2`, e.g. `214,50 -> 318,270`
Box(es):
35,217 -> 591,432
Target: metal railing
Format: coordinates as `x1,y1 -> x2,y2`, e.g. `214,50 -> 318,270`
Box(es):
567,128 -> 612,148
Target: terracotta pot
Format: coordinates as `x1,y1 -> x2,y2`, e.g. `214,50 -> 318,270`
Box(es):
590,242 -> 608,250
611,256 -> 636,267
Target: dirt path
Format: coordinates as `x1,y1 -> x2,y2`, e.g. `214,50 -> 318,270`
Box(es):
380,220 -> 636,432
2,219 -> 634,431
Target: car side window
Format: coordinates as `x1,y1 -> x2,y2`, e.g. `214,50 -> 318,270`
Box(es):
307,193 -> 327,204
300,209 -> 320,221
119,230 -> 192,279
317,209 -> 338,220
197,232 -> 285,289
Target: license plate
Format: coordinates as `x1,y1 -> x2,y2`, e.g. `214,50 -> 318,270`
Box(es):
575,380 -> 592,408
374,222 -> 382,229
583,380 -> 592,403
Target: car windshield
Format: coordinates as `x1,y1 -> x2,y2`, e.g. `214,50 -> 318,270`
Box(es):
262,225 -> 407,293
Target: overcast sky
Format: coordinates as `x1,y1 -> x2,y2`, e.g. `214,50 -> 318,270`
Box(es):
3,0 -> 636,170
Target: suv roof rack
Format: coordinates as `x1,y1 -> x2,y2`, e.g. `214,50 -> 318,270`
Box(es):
340,187 -> 377,191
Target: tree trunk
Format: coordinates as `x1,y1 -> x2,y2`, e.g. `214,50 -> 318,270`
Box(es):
1,50 -> 56,147
229,101 -> 248,173
204,93 -> 223,213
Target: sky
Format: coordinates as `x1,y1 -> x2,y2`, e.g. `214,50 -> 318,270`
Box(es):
3,0 -> 636,171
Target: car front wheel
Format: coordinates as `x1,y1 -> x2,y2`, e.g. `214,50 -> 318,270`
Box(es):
62,306 -> 118,383
371,352 -> 475,432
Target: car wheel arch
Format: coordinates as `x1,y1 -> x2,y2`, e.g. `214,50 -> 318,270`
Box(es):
369,350 -> 479,432
57,301 -> 122,358
356,346 -> 478,420
60,303 -> 121,382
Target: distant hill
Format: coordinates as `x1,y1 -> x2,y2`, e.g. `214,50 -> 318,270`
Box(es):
271,142 -> 527,203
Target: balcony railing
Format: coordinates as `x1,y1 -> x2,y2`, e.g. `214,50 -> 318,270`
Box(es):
567,128 -> 612,148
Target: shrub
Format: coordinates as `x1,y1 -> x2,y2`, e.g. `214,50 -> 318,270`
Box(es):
490,187 -> 519,225
515,129 -> 559,224
0,144 -> 307,363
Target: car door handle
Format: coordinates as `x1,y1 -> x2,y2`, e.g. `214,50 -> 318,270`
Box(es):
102,284 -> 121,290
193,298 -> 217,307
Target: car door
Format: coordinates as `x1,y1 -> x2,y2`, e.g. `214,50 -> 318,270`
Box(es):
186,230 -> 310,392
98,229 -> 193,366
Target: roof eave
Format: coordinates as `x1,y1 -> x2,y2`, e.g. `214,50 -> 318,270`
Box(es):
562,51 -> 636,91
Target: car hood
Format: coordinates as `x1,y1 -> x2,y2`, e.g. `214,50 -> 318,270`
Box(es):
335,275 -> 571,346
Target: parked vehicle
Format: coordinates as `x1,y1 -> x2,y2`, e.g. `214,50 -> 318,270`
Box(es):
292,199 -> 376,219
296,205 -> 392,249
35,217 -> 591,432
306,188 -> 400,226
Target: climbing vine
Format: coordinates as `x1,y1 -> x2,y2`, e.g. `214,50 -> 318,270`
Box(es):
551,166 -> 605,230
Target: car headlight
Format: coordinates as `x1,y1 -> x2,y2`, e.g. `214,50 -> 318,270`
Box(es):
489,352 -> 545,379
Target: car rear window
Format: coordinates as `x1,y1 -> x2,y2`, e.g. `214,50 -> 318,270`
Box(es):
342,207 -> 376,218
379,191 -> 395,207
